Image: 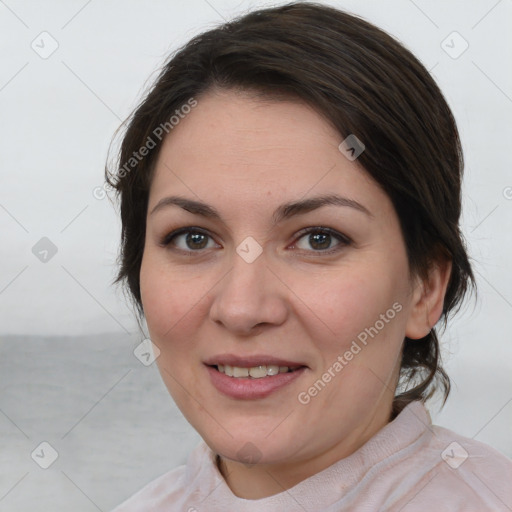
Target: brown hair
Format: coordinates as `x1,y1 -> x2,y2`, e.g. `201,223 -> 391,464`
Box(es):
105,1 -> 476,414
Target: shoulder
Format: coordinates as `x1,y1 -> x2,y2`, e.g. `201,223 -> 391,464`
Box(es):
111,465 -> 186,511
426,422 -> 512,479
111,441 -> 212,511
388,418 -> 512,511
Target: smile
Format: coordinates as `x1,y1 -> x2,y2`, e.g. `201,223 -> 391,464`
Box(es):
215,364 -> 301,378
205,363 -> 307,400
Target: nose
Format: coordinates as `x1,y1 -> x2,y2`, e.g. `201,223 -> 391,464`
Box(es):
208,246 -> 288,336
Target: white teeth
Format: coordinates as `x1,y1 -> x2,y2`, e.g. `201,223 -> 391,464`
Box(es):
233,366 -> 249,377
267,365 -> 279,376
217,364 -> 295,378
249,365 -> 267,378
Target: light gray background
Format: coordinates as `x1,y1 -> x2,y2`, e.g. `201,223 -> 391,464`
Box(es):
1,0 -> 511,510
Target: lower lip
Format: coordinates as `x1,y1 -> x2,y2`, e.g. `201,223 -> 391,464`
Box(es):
205,365 -> 307,400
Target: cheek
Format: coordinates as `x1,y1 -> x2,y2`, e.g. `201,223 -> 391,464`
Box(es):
139,251 -> 203,342
293,268 -> 401,346
140,256 -> 208,403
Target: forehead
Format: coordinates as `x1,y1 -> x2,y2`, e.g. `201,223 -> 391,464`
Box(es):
158,90 -> 337,165
149,90 -> 387,216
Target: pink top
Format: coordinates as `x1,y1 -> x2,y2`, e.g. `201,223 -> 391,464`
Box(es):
112,401 -> 512,511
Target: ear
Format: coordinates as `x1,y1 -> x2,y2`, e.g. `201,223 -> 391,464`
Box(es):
405,257 -> 452,340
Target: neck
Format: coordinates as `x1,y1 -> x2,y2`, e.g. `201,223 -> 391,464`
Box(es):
216,400 -> 394,500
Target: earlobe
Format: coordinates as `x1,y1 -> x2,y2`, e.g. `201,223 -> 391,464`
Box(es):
405,258 -> 452,340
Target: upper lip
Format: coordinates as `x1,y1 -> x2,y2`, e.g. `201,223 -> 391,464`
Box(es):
203,354 -> 307,369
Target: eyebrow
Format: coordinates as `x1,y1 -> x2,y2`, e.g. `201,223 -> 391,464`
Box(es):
149,193 -> 373,223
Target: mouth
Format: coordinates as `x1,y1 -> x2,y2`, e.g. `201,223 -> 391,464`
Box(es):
208,363 -> 305,378
203,354 -> 308,399
203,354 -> 308,378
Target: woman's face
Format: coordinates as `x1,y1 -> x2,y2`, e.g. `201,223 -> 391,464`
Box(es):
140,89 -> 431,470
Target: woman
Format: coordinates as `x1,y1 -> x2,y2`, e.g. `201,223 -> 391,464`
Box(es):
107,2 -> 512,510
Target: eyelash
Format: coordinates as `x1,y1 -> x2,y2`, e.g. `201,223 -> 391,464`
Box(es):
159,226 -> 352,256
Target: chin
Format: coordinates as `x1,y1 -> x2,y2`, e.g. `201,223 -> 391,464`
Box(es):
198,423 -> 304,466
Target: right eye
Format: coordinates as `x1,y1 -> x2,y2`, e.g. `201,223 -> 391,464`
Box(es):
160,227 -> 220,253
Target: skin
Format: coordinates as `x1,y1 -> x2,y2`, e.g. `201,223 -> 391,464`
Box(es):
139,88 -> 452,499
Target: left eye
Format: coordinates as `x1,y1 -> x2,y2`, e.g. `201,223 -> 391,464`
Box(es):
161,227 -> 350,254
